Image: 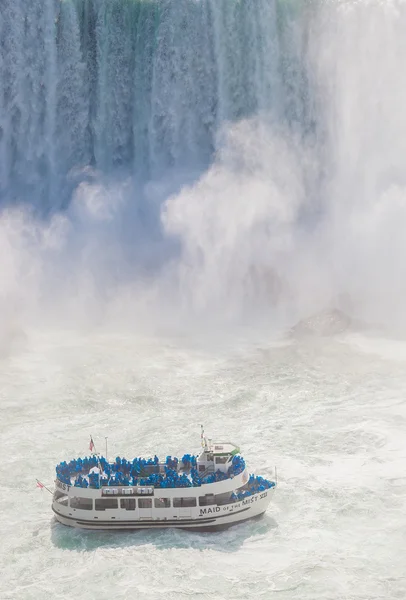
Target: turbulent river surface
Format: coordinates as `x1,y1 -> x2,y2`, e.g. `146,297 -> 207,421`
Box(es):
1,0 -> 406,597
1,329 -> 406,600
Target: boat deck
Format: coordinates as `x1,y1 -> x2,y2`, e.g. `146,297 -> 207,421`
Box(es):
56,452 -> 246,490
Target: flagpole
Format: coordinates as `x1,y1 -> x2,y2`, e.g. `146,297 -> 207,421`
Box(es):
36,479 -> 53,495
90,435 -> 103,486
105,437 -> 108,462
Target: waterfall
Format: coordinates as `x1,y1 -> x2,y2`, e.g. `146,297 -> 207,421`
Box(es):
0,0 -> 311,210
1,0 -> 406,328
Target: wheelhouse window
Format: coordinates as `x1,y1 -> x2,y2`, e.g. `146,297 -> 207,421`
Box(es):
154,497 -> 171,508
70,497 -> 93,510
138,498 -> 152,509
120,498 -> 136,510
215,456 -> 228,464
173,497 -> 197,508
95,498 -> 118,511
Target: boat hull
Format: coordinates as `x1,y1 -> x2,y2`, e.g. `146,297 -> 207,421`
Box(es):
52,488 -> 274,531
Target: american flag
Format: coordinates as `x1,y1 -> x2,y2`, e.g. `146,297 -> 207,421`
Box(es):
36,480 -> 44,489
89,436 -> 95,452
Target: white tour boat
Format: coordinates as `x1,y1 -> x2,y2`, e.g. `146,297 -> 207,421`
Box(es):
52,432 -> 277,531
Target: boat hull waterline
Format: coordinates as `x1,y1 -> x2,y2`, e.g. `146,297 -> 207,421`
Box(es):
52,488 -> 274,531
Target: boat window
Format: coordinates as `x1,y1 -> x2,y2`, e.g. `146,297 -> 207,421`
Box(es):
70,497 -> 93,510
120,498 -> 136,510
95,498 -> 118,511
54,490 -> 69,506
199,494 -> 215,506
173,497 -> 197,508
198,464 -> 205,472
138,498 -> 152,509
215,492 -> 231,505
215,456 -> 228,464
154,497 -> 171,508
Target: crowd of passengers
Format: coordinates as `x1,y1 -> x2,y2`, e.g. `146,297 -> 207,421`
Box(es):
230,474 -> 275,502
56,453 -> 246,489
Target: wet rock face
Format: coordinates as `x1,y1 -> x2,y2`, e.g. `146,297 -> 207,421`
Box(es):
289,308 -> 356,338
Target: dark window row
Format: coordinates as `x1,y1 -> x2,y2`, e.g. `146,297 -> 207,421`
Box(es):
69,496 -> 198,510
69,492 -> 236,511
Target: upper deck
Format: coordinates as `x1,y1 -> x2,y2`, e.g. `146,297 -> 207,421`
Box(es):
55,442 -> 246,492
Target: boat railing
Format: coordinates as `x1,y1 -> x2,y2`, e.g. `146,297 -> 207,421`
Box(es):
56,454 -> 246,490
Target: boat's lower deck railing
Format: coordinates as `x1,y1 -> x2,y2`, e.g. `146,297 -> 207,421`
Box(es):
54,476 -> 276,513
54,476 -> 275,511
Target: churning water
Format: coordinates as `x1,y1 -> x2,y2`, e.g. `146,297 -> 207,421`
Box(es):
1,330 -> 406,599
1,1 -> 406,598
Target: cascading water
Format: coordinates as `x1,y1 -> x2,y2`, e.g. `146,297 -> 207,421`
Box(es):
0,0 -> 309,210
1,0 -> 406,328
